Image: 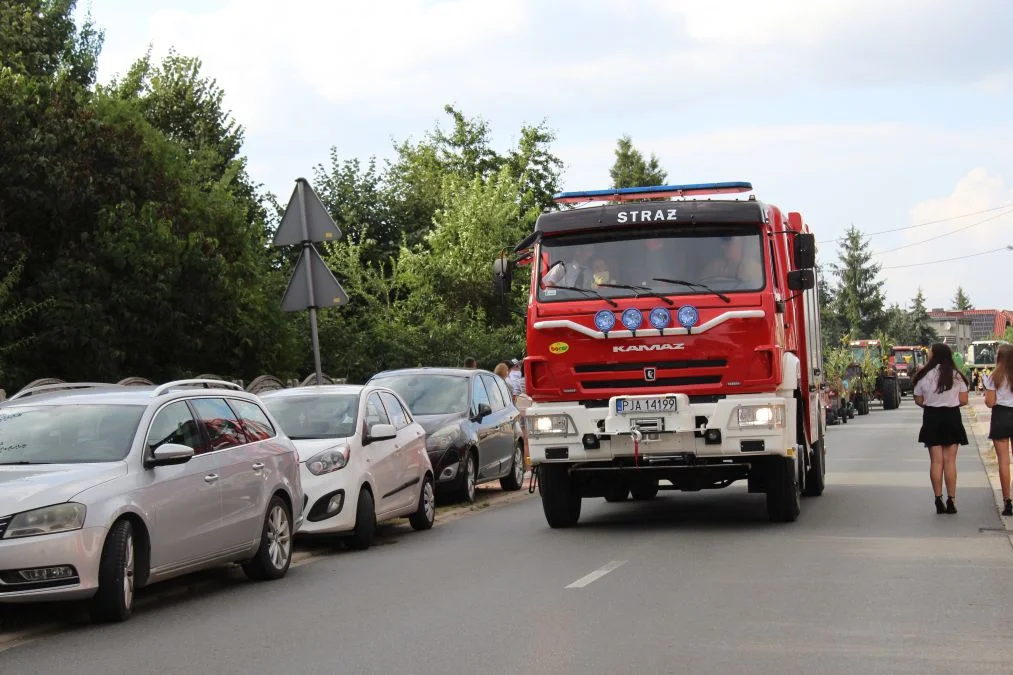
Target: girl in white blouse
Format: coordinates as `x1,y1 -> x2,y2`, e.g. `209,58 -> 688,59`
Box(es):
912,343 -> 969,514
985,344 -> 1013,516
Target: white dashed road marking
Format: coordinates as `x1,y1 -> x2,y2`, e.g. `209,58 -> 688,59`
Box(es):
565,560 -> 627,589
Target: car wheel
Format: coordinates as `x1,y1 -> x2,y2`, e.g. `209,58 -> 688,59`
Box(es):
242,495 -> 293,581
409,475 -> 436,531
90,519 -> 136,623
500,444 -> 524,491
603,484 -> 630,502
630,480 -> 659,501
457,451 -> 477,503
346,488 -> 376,550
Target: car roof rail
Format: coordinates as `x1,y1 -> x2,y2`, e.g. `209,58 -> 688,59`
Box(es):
7,382 -> 121,401
152,379 -> 245,397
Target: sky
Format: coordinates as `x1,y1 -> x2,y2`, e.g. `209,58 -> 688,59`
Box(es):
76,0 -> 1013,310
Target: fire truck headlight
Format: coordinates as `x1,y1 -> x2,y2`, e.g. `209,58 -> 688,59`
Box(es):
594,310 -> 616,332
677,305 -> 699,328
621,308 -> 643,331
731,404 -> 785,430
649,307 -> 671,330
527,414 -> 574,437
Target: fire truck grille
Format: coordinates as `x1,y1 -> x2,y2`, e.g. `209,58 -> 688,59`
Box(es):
575,359 -> 727,373
582,375 -> 723,390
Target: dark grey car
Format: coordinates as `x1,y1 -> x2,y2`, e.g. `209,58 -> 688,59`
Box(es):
366,368 -> 524,502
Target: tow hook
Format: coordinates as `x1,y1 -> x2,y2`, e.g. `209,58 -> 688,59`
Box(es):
631,428 -> 643,466
528,465 -> 539,494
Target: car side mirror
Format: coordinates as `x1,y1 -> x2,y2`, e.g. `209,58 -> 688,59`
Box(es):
147,443 -> 195,468
493,256 -> 512,295
474,402 -> 493,422
787,269 -> 815,291
367,423 -> 397,443
792,233 -> 816,269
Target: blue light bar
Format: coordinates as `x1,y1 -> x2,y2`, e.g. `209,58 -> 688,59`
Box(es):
553,181 -> 753,204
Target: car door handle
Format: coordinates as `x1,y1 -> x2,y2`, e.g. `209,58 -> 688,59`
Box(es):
204,474 -> 219,484
252,462 -> 265,471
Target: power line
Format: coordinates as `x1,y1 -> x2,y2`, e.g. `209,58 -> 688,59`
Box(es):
871,207 -> 1013,256
881,245 -> 1012,269
817,204 -> 1013,244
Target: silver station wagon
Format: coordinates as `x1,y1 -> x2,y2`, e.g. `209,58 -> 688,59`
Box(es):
0,380 -> 303,622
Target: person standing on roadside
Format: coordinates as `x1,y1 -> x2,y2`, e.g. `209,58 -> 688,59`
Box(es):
463,357 -> 477,369
493,362 -> 510,381
985,344 -> 1013,516
506,358 -> 525,399
913,343 -> 970,514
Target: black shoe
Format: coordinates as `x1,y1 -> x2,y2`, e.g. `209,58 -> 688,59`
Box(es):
935,496 -> 946,514
1002,500 -> 1012,517
946,497 -> 957,514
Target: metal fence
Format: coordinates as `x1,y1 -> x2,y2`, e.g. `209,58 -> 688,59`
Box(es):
0,374 -> 348,403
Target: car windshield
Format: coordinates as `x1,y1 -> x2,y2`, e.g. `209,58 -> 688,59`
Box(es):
262,394 -> 359,440
372,375 -> 469,415
537,224 -> 765,303
0,404 -> 145,464
971,344 -> 997,364
850,346 -> 881,363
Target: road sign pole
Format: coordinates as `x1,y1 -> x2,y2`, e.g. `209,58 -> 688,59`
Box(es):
296,181 -> 323,386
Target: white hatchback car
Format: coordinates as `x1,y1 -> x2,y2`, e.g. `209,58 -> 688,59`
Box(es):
260,385 -> 434,548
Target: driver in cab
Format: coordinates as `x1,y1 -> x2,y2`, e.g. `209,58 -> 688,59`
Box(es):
701,236 -> 763,287
543,244 -> 597,289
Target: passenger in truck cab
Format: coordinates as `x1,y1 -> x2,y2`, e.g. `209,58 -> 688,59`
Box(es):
701,236 -> 763,287
591,257 -> 612,287
543,244 -> 595,288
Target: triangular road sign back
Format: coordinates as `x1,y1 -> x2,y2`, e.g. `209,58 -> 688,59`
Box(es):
281,245 -> 349,312
273,178 -> 341,247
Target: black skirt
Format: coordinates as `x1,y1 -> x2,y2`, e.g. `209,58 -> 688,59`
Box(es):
989,405 -> 1013,441
918,405 -> 968,448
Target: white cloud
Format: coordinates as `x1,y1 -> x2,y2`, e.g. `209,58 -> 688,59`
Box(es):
883,169 -> 1013,310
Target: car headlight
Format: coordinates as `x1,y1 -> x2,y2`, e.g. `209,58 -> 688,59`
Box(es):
4,503 -> 87,539
526,414 -> 574,437
427,427 -> 463,453
306,446 -> 350,475
730,404 -> 785,430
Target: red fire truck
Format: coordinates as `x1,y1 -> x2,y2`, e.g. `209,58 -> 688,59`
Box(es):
493,182 -> 826,526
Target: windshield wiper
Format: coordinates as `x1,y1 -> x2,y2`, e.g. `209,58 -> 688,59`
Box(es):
0,460 -> 40,465
652,278 -> 731,304
595,283 -> 674,306
548,285 -> 618,308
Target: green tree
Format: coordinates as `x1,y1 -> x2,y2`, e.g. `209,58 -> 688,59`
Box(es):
883,303 -> 915,345
0,257 -> 51,385
832,225 -> 886,337
609,135 -> 667,188
952,286 -> 973,311
817,262 -> 844,349
909,287 -> 937,345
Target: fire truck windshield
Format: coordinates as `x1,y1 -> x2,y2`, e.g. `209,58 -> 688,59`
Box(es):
537,225 -> 765,303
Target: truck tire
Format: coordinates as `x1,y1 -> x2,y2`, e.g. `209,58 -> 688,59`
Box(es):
766,456 -> 800,522
803,437 -> 825,497
630,480 -> 659,501
540,464 -> 581,528
603,484 -> 630,502
882,380 -> 900,410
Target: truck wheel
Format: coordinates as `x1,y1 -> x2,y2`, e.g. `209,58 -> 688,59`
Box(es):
766,457 -> 800,522
540,464 -> 581,528
803,437 -> 825,497
631,480 -> 659,501
882,380 -> 900,410
603,484 -> 630,502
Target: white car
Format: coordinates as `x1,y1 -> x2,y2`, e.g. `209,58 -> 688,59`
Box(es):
260,385 -> 434,549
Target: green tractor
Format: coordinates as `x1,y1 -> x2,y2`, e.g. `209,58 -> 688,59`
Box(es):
846,339 -> 901,414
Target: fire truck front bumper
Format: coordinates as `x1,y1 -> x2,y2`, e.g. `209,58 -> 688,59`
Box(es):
524,393 -> 797,465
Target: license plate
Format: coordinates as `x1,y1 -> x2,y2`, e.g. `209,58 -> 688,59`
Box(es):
615,397 -> 677,415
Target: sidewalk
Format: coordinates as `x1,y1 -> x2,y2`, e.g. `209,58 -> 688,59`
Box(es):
965,392 -> 1008,526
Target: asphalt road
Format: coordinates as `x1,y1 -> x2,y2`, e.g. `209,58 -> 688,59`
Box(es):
3,401 -> 1013,674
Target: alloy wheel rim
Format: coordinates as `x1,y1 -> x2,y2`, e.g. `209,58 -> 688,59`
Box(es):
467,458 -> 476,500
267,506 -> 291,570
423,481 -> 435,523
513,448 -> 523,483
123,533 -> 135,609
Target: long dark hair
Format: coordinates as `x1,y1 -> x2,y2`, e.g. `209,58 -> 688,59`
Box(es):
994,344 -> 1013,391
912,342 -> 966,393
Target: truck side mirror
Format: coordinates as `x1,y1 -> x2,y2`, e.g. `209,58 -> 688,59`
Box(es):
493,256 -> 512,294
793,233 -> 816,269
787,269 -> 815,291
